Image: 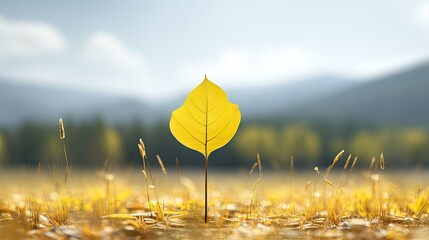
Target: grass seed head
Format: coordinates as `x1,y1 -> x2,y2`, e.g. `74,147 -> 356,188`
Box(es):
380,153 -> 385,170
326,150 -> 344,176
138,143 -> 146,159
139,138 -> 146,151
138,139 -> 147,157
59,118 -> 65,140
156,155 -> 167,175
343,154 -> 352,170
332,150 -> 345,166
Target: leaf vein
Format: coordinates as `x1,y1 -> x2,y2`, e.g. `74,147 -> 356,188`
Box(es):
172,115 -> 205,145
207,107 -> 239,143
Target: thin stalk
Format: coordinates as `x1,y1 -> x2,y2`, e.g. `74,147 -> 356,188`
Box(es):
61,139 -> 70,188
59,118 -> 69,190
204,155 -> 208,223
176,157 -> 180,185
156,155 -> 176,206
145,156 -> 166,226
138,142 -> 152,214
290,156 -> 294,197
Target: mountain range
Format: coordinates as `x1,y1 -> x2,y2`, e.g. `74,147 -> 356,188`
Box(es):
290,62 -> 429,126
1,61 -> 428,127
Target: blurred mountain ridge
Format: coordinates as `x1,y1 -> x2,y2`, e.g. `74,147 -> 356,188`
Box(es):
1,61 -> 429,127
0,81 -> 159,126
289,61 -> 429,126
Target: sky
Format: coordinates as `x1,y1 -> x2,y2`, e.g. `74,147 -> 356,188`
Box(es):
0,0 -> 429,102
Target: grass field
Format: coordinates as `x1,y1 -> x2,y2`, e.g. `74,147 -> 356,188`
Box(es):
1,154 -> 429,239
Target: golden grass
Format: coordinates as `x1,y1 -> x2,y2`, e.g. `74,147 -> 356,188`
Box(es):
0,124 -> 428,239
0,166 -> 429,239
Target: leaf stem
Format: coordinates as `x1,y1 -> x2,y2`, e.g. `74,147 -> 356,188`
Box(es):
204,75 -> 209,223
204,155 -> 208,223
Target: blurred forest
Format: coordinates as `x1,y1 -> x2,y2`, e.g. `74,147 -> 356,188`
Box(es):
0,118 -> 428,169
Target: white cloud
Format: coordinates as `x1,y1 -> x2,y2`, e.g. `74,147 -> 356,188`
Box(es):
181,45 -> 429,90
80,31 -> 164,100
181,47 -> 318,87
83,31 -> 144,69
0,15 -> 65,60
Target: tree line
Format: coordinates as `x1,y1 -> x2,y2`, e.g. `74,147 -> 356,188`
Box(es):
0,118 -> 428,169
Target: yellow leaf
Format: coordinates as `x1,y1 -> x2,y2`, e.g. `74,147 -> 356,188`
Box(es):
170,75 -> 241,158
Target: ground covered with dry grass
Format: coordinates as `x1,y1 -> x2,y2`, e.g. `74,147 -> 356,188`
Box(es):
1,157 -> 429,239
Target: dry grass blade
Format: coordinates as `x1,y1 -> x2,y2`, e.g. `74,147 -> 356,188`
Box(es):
326,150 -> 344,177
142,147 -> 166,226
349,157 -> 358,175
156,155 -> 168,178
156,155 -> 176,206
246,162 -> 258,185
369,157 -> 376,171
105,174 -> 114,214
175,157 -> 180,185
380,153 -> 385,170
416,199 -> 429,218
249,154 -> 263,218
138,139 -> 146,159
324,177 -> 334,187
138,141 -> 152,214
139,138 -> 146,152
256,154 -> 262,178
58,118 -> 70,189
332,150 -> 345,166
290,156 -> 294,196
343,154 -> 352,170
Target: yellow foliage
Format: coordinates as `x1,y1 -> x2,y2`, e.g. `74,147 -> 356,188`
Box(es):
349,128 -> 429,164
279,124 -> 321,161
170,75 -> 241,158
0,132 -> 5,163
235,124 -> 321,164
103,128 -> 123,161
234,125 -> 277,160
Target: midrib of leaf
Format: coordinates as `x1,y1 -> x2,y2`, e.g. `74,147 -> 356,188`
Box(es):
205,80 -> 208,159
204,80 -> 209,223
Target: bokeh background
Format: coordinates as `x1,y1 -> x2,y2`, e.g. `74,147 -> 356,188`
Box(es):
1,0 -> 429,169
